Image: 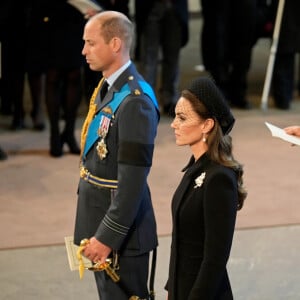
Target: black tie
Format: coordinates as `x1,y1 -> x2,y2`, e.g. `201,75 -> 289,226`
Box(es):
100,80 -> 109,100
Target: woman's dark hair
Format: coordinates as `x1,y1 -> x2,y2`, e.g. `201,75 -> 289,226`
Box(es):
182,89 -> 247,210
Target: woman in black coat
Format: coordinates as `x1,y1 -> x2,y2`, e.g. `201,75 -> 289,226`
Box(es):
165,77 -> 247,299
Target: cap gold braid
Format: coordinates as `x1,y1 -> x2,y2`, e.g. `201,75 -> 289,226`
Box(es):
80,78 -> 105,161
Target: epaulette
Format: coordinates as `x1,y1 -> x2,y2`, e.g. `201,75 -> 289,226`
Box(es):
127,75 -> 144,96
126,75 -> 159,111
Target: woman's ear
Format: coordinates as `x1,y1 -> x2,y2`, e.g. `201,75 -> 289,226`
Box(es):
202,118 -> 215,133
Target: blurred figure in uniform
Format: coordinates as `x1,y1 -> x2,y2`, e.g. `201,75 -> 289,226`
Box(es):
200,0 -> 257,109
0,1 -> 28,129
271,0 -> 300,109
0,146 -> 8,161
26,0 -> 86,157
135,0 -> 189,117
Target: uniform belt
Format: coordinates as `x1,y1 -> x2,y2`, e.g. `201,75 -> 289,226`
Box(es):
80,166 -> 118,189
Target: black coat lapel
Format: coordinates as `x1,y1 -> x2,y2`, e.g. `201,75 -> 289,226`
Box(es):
172,154 -> 210,216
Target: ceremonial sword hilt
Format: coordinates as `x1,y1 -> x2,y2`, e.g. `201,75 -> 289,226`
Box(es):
77,239 -> 150,300
77,238 -> 120,282
89,258 -> 120,282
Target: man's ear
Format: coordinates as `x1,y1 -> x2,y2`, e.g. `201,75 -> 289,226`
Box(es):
110,37 -> 122,53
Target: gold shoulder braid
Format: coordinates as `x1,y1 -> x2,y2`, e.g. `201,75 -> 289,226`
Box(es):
80,78 -> 104,161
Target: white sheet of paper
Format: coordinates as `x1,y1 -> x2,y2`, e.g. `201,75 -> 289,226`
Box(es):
64,236 -> 93,271
68,0 -> 103,15
265,122 -> 300,146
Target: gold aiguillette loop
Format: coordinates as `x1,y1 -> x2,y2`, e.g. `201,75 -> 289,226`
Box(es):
77,239 -> 90,279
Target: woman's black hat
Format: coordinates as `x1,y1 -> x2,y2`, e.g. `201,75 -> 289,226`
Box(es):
186,76 -> 235,135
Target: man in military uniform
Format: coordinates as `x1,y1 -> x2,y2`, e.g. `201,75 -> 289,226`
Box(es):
73,11 -> 160,300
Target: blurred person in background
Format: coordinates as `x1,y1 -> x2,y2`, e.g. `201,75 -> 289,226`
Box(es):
26,0 -> 85,157
0,146 -> 8,161
0,1 -> 28,129
271,0 -> 300,110
135,0 -> 189,117
200,0 -> 257,109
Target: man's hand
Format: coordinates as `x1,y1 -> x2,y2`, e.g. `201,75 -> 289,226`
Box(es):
83,237 -> 112,264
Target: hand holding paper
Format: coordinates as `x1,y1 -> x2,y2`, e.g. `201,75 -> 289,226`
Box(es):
284,125 -> 300,138
265,122 -> 300,146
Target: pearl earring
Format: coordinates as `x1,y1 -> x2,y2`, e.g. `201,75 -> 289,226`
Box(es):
202,136 -> 207,143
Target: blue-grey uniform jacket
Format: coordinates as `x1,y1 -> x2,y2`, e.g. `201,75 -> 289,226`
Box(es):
74,63 -> 159,257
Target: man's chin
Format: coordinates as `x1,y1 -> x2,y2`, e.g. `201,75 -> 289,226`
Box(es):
87,64 -> 101,72
86,62 -> 95,69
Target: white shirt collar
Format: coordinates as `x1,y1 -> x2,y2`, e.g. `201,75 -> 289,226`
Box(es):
106,60 -> 131,87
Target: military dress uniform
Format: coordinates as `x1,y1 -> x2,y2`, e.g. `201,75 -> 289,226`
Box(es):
74,63 -> 159,299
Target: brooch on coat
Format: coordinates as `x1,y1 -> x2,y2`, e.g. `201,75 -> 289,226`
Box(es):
194,172 -> 206,188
